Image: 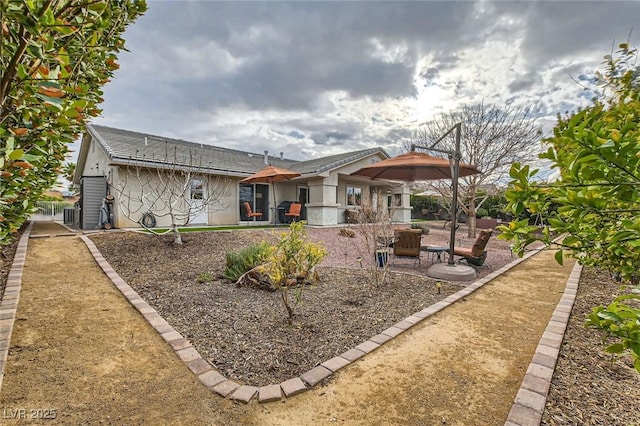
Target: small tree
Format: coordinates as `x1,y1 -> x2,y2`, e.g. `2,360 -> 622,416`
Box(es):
409,102 -> 541,237
351,189 -> 398,286
500,44 -> 640,372
114,144 -> 231,244
259,221 -> 327,325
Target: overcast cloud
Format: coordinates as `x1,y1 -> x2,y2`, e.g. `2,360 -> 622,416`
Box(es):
86,0 -> 640,162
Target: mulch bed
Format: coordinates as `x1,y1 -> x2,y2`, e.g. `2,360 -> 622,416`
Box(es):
542,267 -> 640,425
90,230 -> 461,386
0,225 -> 26,296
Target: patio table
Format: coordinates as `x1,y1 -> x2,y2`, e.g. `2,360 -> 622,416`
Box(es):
421,245 -> 449,263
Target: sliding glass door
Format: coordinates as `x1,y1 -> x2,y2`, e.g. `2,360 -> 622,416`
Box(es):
239,183 -> 270,221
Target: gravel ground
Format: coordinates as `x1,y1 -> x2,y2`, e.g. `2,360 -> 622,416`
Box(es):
2,220 -> 637,424
89,222 -> 515,386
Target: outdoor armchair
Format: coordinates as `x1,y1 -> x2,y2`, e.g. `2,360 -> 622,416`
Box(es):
284,202 -> 301,222
244,202 -> 263,221
392,229 -> 422,265
454,228 -> 493,267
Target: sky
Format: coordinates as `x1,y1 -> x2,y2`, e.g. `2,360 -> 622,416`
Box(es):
79,0 -> 640,165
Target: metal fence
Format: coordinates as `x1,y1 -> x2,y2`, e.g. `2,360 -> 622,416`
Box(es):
32,201 -> 74,221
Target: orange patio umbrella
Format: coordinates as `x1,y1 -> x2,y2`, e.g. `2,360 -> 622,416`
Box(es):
350,151 -> 480,181
240,165 -> 301,223
351,144 -> 482,277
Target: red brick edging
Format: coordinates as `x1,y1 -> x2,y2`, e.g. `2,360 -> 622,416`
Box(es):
505,262 -> 582,426
0,222 -> 34,392
81,234 -> 550,404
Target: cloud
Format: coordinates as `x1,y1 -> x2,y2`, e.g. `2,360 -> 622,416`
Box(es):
89,0 -> 640,166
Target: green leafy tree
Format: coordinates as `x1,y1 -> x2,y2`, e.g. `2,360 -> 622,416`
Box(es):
500,44 -> 640,371
62,161 -> 75,189
0,0 -> 147,245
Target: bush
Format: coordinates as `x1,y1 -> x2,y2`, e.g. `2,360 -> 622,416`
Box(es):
410,195 -> 444,218
259,221 -> 327,324
196,271 -> 213,283
410,223 -> 430,234
224,241 -> 272,282
476,208 -> 489,218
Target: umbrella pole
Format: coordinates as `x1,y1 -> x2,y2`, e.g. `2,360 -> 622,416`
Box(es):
412,123 -> 463,266
447,123 -> 462,266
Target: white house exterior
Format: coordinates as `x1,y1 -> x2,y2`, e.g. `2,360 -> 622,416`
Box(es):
74,124 -> 412,229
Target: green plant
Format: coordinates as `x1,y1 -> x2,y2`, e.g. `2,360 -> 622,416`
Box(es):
224,241 -> 272,282
410,222 -> 430,234
500,43 -> 640,371
476,208 -> 489,218
585,293 -> 640,372
410,195 -> 444,217
0,1 -> 147,246
259,221 -> 327,325
196,271 -> 214,284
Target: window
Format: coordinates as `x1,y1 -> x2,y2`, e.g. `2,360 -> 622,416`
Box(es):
190,179 -> 204,200
387,193 -> 401,207
346,186 -> 362,206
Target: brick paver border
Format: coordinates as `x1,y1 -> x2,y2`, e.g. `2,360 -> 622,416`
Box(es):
0,220 -> 581,412
504,262 -> 582,426
0,222 -> 33,392
80,234 -> 558,405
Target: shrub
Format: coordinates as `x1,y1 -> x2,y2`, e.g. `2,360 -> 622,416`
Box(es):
410,223 -> 430,234
196,271 -> 213,283
224,241 -> 272,282
260,222 -> 327,324
476,208 -> 489,218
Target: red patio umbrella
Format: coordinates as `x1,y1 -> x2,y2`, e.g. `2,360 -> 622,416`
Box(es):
240,165 -> 301,223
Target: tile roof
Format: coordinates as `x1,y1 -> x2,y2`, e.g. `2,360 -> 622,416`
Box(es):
87,124 -> 388,176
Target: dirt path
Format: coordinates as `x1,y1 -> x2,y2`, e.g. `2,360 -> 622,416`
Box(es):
0,223 -> 246,424
0,222 -> 575,425
249,249 -> 574,425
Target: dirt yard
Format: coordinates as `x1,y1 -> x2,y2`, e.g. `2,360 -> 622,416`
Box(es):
0,223 -> 247,424
1,221 -> 637,425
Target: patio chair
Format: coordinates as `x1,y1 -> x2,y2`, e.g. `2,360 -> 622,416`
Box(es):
244,202 -> 263,221
284,202 -> 301,223
454,228 -> 493,268
392,229 -> 422,266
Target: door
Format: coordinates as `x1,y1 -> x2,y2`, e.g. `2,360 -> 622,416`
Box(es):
297,186 -> 309,220
189,178 -> 207,224
239,183 -> 270,221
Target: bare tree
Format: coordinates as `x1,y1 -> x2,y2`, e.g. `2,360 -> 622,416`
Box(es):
113,144 -> 231,244
407,102 -> 541,237
349,189 -> 398,286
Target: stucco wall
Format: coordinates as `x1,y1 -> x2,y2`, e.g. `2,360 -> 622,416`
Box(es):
111,167 -> 236,228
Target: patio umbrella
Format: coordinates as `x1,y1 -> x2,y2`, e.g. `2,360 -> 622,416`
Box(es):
350,151 -> 480,181
239,165 -> 301,224
351,126 -> 482,280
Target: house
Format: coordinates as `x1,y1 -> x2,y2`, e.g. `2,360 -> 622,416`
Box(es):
73,124 -> 412,229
